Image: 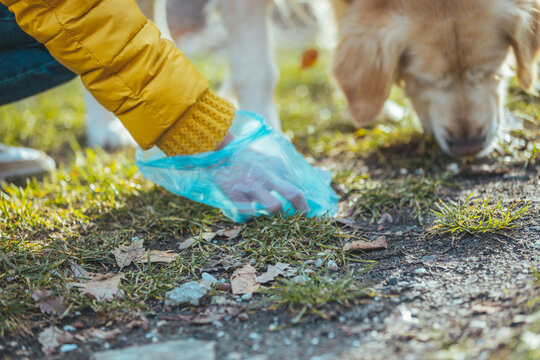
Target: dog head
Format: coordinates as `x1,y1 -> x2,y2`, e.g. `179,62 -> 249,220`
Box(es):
333,0 -> 540,157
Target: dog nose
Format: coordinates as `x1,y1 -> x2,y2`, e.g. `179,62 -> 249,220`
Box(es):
446,134 -> 486,157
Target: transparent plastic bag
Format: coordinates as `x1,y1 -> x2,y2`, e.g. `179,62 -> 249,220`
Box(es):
136,111 -> 338,223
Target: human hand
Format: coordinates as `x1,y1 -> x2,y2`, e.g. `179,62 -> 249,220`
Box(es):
215,150 -> 309,218
136,111 -> 338,223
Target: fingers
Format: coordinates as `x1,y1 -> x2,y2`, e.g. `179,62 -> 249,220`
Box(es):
267,178 -> 309,213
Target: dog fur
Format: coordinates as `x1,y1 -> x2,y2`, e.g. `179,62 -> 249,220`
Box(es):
333,0 -> 540,156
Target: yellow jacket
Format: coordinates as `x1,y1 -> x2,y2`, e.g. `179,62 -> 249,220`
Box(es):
2,0 -> 235,155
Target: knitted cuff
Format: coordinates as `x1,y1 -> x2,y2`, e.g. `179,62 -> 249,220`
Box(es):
157,90 -> 236,156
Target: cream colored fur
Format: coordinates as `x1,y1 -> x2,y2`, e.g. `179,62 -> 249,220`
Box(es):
333,0 -> 540,156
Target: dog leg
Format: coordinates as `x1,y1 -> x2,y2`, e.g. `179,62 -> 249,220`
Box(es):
84,88 -> 135,150
220,0 -> 281,130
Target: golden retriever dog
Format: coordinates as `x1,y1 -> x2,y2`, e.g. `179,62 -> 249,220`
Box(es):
333,0 -> 540,157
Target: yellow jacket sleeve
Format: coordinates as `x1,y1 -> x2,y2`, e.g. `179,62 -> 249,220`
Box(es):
1,0 -> 235,155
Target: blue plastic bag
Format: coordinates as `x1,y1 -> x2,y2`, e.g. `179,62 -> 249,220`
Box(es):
136,111 -> 338,223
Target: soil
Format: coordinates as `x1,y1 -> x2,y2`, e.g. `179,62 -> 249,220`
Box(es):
2,159 -> 538,360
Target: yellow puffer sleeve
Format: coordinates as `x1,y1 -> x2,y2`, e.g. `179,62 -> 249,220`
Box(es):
2,0 -> 235,155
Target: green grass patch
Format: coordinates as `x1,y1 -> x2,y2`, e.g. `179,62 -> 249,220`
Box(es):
341,174 -> 454,221
263,271 -> 373,322
429,194 -> 530,237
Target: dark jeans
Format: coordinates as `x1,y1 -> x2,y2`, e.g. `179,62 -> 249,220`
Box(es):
0,4 -> 76,106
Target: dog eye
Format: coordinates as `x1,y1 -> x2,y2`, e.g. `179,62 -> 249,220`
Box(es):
466,68 -> 486,82
435,74 -> 452,90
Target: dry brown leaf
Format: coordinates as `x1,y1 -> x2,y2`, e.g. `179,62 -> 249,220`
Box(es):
83,328 -> 122,341
216,225 -> 244,240
343,236 -> 388,252
111,240 -> 145,268
230,264 -> 260,295
255,263 -> 297,283
136,250 -> 179,264
179,232 -> 216,250
69,260 -> 89,280
301,48 -> 319,69
32,290 -> 67,316
38,326 -> 74,355
69,273 -> 125,302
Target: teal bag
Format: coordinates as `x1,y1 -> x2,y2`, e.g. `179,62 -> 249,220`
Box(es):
136,111 -> 338,223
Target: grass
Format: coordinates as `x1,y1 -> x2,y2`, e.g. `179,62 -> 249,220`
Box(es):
429,194 -> 531,237
0,49 -> 538,338
343,174 -> 454,221
262,271 -> 373,322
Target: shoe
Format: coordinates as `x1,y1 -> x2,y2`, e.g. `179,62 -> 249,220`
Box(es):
0,144 -> 55,184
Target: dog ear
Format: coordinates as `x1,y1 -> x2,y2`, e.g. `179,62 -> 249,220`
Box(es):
506,0 -> 540,92
333,24 -> 406,125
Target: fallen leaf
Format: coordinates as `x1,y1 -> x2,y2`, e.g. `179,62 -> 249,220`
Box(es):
343,236 -> 388,252
179,232 -> 216,250
255,263 -> 297,283
69,260 -> 89,280
83,328 -> 122,341
332,218 -> 361,230
377,213 -> 394,226
230,264 -> 260,295
301,48 -> 319,69
69,273 -> 125,302
38,326 -> 74,355
32,290 -> 67,316
137,250 -> 178,264
111,240 -> 145,268
216,225 -> 244,240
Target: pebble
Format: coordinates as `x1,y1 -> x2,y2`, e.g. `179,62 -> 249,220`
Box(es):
217,331 -> 225,338
311,337 -> 320,346
447,162 -> 459,174
241,292 -> 253,301
388,277 -> 398,285
327,260 -> 339,271
201,272 -> 218,284
164,281 -> 209,307
414,268 -> 427,275
422,255 -> 437,262
63,325 -> 76,332
397,281 -> 409,287
60,344 -> 77,353
249,332 -> 261,341
292,274 -> 310,284
314,259 -> 324,267
327,332 -> 335,339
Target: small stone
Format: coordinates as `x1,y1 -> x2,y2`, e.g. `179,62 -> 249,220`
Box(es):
327,260 -> 339,271
63,325 -> 76,332
397,281 -> 409,287
314,259 -> 324,267
217,331 -> 225,338
292,274 -> 310,284
92,340 -> 215,360
328,332 -> 335,339
414,268 -> 427,275
422,255 -> 437,262
311,337 -> 320,346
241,293 -> 253,301
447,162 -> 459,174
249,332 -> 260,341
60,344 -> 77,353
164,281 -> 209,307
201,273 -> 218,285
388,278 -> 398,285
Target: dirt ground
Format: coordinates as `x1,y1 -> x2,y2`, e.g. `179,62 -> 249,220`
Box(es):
2,152 -> 538,360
